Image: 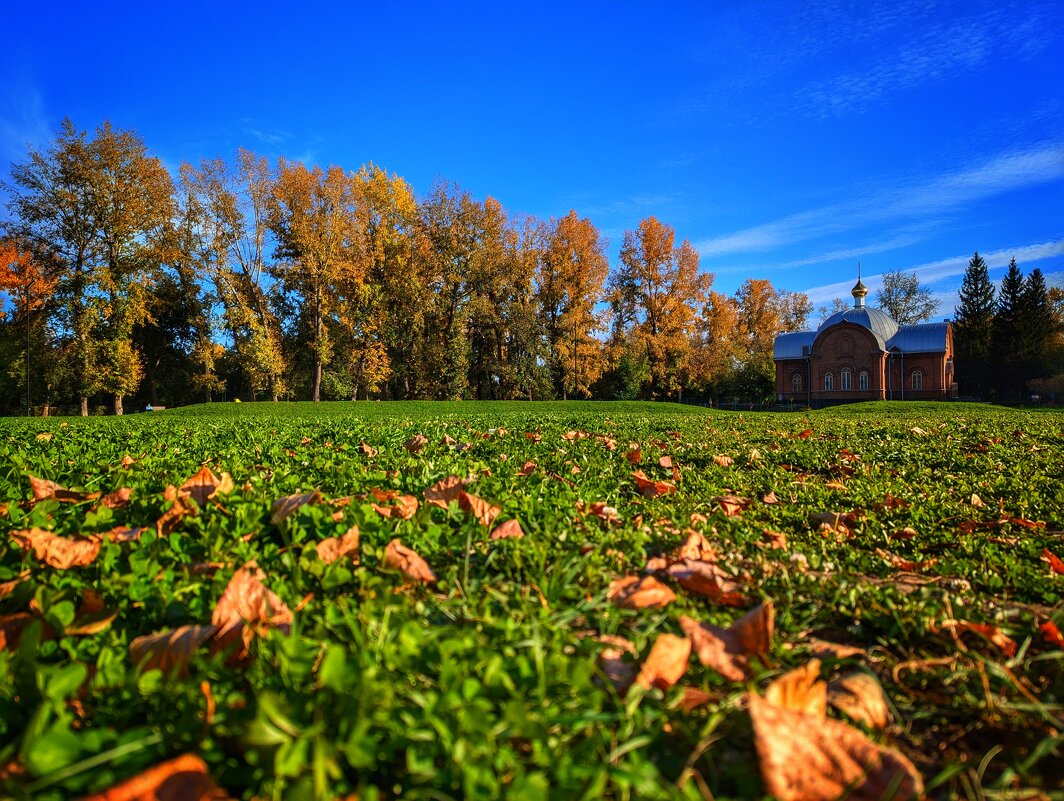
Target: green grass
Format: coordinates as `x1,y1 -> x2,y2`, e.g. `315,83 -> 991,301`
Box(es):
0,401 -> 1062,799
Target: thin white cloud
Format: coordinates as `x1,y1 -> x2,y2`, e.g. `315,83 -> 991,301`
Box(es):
801,239 -> 1064,308
696,143 -> 1064,259
0,85 -> 52,164
243,126 -> 292,146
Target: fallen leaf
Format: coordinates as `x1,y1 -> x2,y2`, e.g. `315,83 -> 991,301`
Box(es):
269,491 -> 324,525
1040,620 -> 1064,648
875,548 -> 937,571
940,619 -> 1018,657
665,559 -> 746,606
713,495 -> 751,517
525,431 -> 542,443
157,489 -> 197,536
0,613 -> 35,651
625,445 -> 643,464
680,601 -> 774,681
490,519 -> 524,540
827,673 -> 891,730
99,487 -> 133,510
372,495 -> 419,520
579,501 -> 621,525
805,638 -> 865,660
10,528 -> 101,569
179,466 -> 234,507
797,428 -> 814,439
120,454 -> 136,468
78,753 -> 232,801
679,686 -> 716,711
359,441 -> 378,457
765,660 -> 827,716
315,526 -> 360,564
677,530 -> 719,562
748,691 -> 923,801
607,575 -> 676,609
458,491 -> 501,527
1041,548 -> 1064,575
970,493 -> 986,508
632,470 -> 675,498
595,634 -> 636,693
635,633 -> 691,690
403,434 -> 429,453
28,475 -> 100,504
212,563 -> 292,651
441,433 -> 457,446
760,529 -> 788,550
36,432 -> 53,441
517,461 -> 537,477
762,491 -> 779,505
424,475 -> 464,509
129,624 -> 220,675
713,454 -> 734,467
383,539 -> 435,582
909,426 -> 928,436
824,481 -> 847,491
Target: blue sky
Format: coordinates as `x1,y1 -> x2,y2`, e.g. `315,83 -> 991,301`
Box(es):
2,0 -> 1062,320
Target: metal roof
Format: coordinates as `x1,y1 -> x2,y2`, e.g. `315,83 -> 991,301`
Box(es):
774,331 -> 817,359
816,307 -> 899,342
885,323 -> 949,353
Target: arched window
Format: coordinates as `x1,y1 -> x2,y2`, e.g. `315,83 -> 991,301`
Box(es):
824,372 -> 834,391
859,370 -> 869,390
792,373 -> 802,393
911,369 -> 923,390
840,368 -> 852,390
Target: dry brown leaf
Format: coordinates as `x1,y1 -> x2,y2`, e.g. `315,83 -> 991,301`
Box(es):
78,752 -> 232,801
269,491 -> 324,525
458,491 -> 501,527
635,633 -> 691,690
10,528 -> 101,569
681,601 -> 774,681
315,526 -> 360,564
1040,621 -> 1064,648
760,529 -> 788,550
677,530 -> 719,562
424,474 -> 464,508
1042,548 -> 1064,575
625,445 -> 643,464
129,624 -> 220,675
490,519 -> 524,540
939,619 -> 1018,656
607,575 -> 677,609
679,686 -> 716,711
0,571 -> 30,601
632,470 -> 675,498
713,454 -> 734,467
713,495 -> 752,517
120,454 -> 136,468
383,539 -> 436,583
441,433 -> 457,446
665,559 -> 746,606
212,563 -> 292,651
517,460 -> 537,477
99,487 -> 133,510
0,613 -> 35,651
875,548 -> 937,572
748,692 -> 923,801
28,475 -> 100,504
970,493 -> 986,508
762,491 -> 779,504
806,638 -> 866,660
765,660 -> 827,716
372,495 -> 419,520
525,431 -> 542,443
36,432 -> 53,441
157,489 -> 197,536
827,673 -> 891,730
579,501 -> 621,525
403,434 -> 429,453
359,441 -> 378,457
179,466 -> 234,507
595,634 -> 637,693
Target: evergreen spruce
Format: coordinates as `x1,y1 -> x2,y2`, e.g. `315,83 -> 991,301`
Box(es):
953,252 -> 995,397
992,258 -> 1026,400
1020,268 -> 1053,381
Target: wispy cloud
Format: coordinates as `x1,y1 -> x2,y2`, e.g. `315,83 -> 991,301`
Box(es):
0,85 -> 52,165
242,125 -> 292,146
800,238 -> 1064,308
696,143 -> 1064,259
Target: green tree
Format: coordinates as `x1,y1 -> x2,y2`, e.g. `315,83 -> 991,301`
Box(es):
874,270 -> 940,324
953,252 -> 996,397
1020,268 -> 1054,383
992,258 -> 1026,400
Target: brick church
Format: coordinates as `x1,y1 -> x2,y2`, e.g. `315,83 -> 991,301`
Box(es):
773,276 -> 955,406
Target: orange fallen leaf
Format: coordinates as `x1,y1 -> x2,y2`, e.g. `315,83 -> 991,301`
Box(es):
1041,548 -> 1064,575
713,454 -> 734,467
875,548 -> 937,572
765,660 -> 827,716
748,691 -> 923,801
315,526 -> 360,564
827,673 -> 891,730
359,441 -> 378,457
180,466 -> 235,507
99,487 -> 133,510
383,539 -> 436,583
403,434 -> 429,453
679,686 -> 716,711
970,493 -> 986,508
269,491 -> 324,525
372,494 -> 419,520
0,612 -> 35,652
632,470 -> 675,498
28,475 -> 100,504
595,634 -> 637,693
635,633 -> 691,690
680,600 -> 774,681
130,624 -> 220,675
762,491 -> 779,505
157,489 -> 197,536
490,519 -> 524,540
805,638 -> 865,660
677,529 -> 719,562
607,575 -> 676,609
78,753 -> 232,801
712,495 -> 751,517
797,428 -> 814,439
212,563 -> 292,652
517,461 -> 537,477
424,474 -> 464,508
665,559 -> 746,606
120,454 -> 136,468
760,529 -> 787,550
525,431 -> 542,443
10,528 -> 101,569
625,445 -> 642,465
940,619 -> 1017,657
1040,620 -> 1064,648
458,491 -> 501,527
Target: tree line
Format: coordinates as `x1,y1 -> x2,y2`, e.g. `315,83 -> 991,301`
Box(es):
1,120 -> 1059,414
0,120 -> 817,414
953,253 -> 1063,402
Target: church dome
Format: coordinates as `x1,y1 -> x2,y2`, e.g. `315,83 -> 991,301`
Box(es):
816,306 -> 899,343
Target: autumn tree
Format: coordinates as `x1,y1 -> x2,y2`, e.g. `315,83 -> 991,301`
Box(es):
183,150 -> 286,401
611,217 -> 711,399
874,270 -> 940,324
691,290 -> 741,397
727,279 -> 812,401
0,239 -> 59,412
816,297 -> 849,323
271,160 -> 366,401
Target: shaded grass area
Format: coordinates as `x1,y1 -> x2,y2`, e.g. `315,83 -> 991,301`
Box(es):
0,401 -> 1062,799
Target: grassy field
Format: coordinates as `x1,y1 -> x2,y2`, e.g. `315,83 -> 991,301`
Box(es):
0,400 -> 1061,800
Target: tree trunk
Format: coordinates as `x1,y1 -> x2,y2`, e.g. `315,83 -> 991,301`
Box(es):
268,375 -> 279,403
114,395 -> 124,416
206,388 -> 212,403
312,362 -> 322,402
80,396 -> 89,417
